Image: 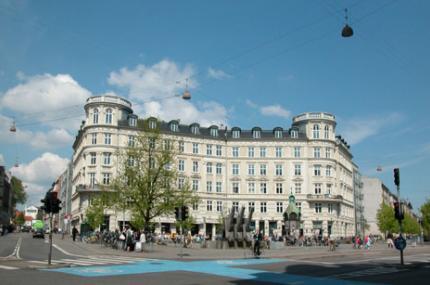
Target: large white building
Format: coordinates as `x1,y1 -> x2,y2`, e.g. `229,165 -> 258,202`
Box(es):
71,95 -> 357,239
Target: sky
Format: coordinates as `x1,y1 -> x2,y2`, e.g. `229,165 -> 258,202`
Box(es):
0,0 -> 429,212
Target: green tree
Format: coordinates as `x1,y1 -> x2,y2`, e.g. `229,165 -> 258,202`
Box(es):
111,119 -> 199,233
402,212 -> 420,234
85,191 -> 112,230
10,176 -> 27,207
15,211 -> 25,226
377,202 -> 399,236
420,199 -> 430,239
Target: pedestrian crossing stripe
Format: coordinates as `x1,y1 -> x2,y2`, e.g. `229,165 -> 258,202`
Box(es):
0,265 -> 19,270
28,256 -> 150,267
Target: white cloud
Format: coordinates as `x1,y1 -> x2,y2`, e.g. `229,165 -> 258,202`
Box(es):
1,73 -> 91,130
339,113 -> 404,145
0,153 -> 4,166
246,100 -> 291,119
10,152 -> 69,185
207,67 -> 232,80
108,59 -> 228,126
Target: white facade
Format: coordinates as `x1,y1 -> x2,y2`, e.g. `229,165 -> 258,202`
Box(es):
71,95 -> 357,239
24,205 -> 38,226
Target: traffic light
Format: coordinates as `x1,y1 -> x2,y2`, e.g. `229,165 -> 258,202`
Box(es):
394,202 -> 404,221
51,192 -> 62,214
181,206 -> 189,221
394,168 -> 400,186
175,207 -> 180,220
40,193 -> 51,213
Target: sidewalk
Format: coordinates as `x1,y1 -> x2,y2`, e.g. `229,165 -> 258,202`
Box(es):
52,235 -> 430,261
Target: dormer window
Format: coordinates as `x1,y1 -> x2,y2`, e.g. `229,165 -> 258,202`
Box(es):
312,124 -> 320,139
274,128 -> 283,139
105,108 -> 112,124
232,129 -> 240,139
93,108 -> 99,124
191,124 -> 199,135
291,129 -> 298,138
210,127 -> 218,137
170,122 -> 179,132
324,125 -> 329,139
128,117 -> 137,127
149,120 -> 157,129
252,128 -> 261,139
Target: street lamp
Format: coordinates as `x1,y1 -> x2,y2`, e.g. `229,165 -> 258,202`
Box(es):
341,9 -> 354,38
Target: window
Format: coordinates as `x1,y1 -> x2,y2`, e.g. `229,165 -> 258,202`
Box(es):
179,141 -> 184,152
216,201 -> 223,212
314,183 -> 322,194
260,164 -> 267,176
128,135 -> 135,147
102,173 -> 110,185
103,152 -> 111,165
324,125 -> 329,139
275,164 -> 283,176
295,183 -> 301,194
276,147 -> 282,158
232,182 -> 239,193
192,202 -> 198,211
232,147 -> 239,157
260,147 -> 266,157
178,160 -> 185,172
207,201 -> 212,211
191,125 -> 199,135
327,184 -> 332,195
232,163 -> 239,175
314,147 -> 321,158
91,133 -> 97,144
248,164 -> 255,176
293,146 -> 301,158
104,133 -> 111,145
163,140 -> 171,150
248,202 -> 255,213
275,130 -> 282,138
93,108 -> 99,124
129,117 -> 137,127
326,165 -> 332,177
206,144 -> 213,156
170,123 -> 178,132
276,202 -> 283,213
216,145 -> 222,156
328,203 -> 333,214
192,180 -> 199,191
216,163 -> 222,175
149,120 -> 157,129
210,128 -> 218,137
253,129 -> 261,139
232,130 -> 240,138
326,147 -> 331,158
313,124 -> 320,139
248,147 -> 254,158
192,143 -> 199,154
216,182 -> 222,193
192,161 -> 199,173
90,153 -> 96,165
294,164 -> 301,176
315,203 -> 322,213
248,182 -> 255,193
232,202 -> 239,212
178,178 -> 185,189
89,173 -> 96,186
260,182 -> 267,194
291,130 -> 298,138
296,202 -> 302,212
105,108 -> 112,124
260,202 -> 267,213
206,181 -> 212,192
314,165 -> 321,176
276,183 -> 283,194
149,138 -> 155,149
206,162 -> 212,174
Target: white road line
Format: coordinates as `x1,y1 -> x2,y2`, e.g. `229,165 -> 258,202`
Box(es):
52,244 -> 87,258
95,256 -> 148,261
15,237 -> 22,259
86,257 -> 133,263
60,259 -> 108,266
0,265 -> 19,270
61,258 -> 130,265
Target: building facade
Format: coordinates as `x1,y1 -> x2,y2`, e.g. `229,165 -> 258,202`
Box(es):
59,161 -> 73,234
24,205 -> 39,227
71,95 -> 357,239
0,166 -> 13,232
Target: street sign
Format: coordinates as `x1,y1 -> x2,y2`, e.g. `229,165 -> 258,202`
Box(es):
394,236 -> 407,251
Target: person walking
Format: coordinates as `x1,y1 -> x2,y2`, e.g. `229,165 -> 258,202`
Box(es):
253,230 -> 263,257
72,226 -> 79,242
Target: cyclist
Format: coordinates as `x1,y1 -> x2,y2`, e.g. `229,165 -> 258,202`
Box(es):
253,230 -> 263,257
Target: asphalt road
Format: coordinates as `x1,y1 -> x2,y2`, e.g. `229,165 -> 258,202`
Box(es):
1,232 -> 429,285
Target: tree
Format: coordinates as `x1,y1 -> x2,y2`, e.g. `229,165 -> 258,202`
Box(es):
402,212 -> 420,235
10,176 -> 27,207
111,119 -> 199,233
85,191 -> 112,230
420,199 -> 430,239
376,202 -> 399,236
15,211 -> 25,226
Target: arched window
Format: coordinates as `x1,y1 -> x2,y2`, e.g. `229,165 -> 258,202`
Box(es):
105,108 -> 112,124
191,124 -> 199,135
170,122 -> 178,132
252,128 -> 261,139
93,108 -> 99,124
232,128 -> 241,139
324,125 -> 329,139
210,127 -> 218,137
312,124 -> 320,139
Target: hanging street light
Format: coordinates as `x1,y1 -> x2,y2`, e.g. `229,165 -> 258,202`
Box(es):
341,9 -> 354,38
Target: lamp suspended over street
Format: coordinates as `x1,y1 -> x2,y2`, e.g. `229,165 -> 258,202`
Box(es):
341,8 -> 354,38
182,78 -> 191,100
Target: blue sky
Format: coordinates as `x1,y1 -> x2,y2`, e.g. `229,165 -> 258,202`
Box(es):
0,0 -> 429,211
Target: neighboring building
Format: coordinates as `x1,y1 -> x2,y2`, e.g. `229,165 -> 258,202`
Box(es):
0,165 -> 13,232
353,167 -> 365,236
70,94 -> 357,239
24,205 -> 39,227
59,162 -> 73,234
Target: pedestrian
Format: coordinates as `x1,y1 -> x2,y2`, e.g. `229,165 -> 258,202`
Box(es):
72,226 -> 79,242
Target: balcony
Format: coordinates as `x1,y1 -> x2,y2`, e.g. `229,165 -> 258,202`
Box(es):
75,184 -> 105,192
306,194 -> 343,202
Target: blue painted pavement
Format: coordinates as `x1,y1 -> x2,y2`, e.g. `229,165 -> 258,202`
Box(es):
44,258 -> 380,285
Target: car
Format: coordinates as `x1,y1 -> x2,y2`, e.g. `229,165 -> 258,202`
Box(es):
32,228 -> 45,238
21,226 -> 31,233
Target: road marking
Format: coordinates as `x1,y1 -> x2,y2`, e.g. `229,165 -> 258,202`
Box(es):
15,237 -> 22,259
52,244 -> 87,258
0,265 -> 19,270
